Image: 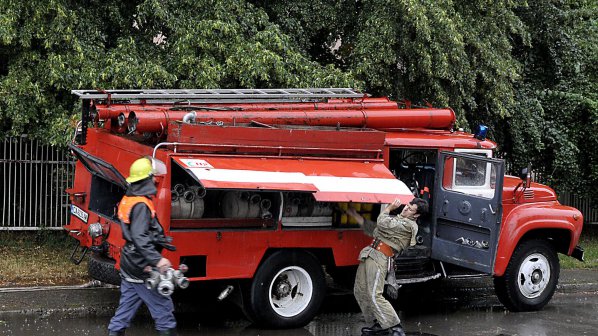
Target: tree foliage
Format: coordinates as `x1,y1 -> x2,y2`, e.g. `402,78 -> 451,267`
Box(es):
0,0 -> 358,143
0,0 -> 596,196
505,0 -> 598,196
259,0 -> 598,196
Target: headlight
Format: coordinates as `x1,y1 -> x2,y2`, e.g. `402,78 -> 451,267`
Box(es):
88,222 -> 103,238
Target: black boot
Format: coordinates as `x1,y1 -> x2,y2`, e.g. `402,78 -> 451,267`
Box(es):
157,328 -> 177,336
108,330 -> 125,336
361,322 -> 389,335
390,324 -> 406,336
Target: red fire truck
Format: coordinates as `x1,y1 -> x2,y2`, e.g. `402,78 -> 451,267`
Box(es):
65,88 -> 584,328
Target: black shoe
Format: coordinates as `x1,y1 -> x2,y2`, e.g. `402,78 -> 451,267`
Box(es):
390,324 -> 406,336
108,330 -> 125,336
157,328 -> 176,336
361,322 -> 381,333
361,322 -> 389,335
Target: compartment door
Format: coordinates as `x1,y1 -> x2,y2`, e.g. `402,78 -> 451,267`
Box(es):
171,156 -> 412,203
431,151 -> 504,273
69,144 -> 127,189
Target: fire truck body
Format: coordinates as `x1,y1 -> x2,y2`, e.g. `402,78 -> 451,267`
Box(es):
65,89 -> 584,328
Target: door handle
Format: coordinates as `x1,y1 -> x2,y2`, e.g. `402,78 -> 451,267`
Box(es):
442,200 -> 449,215
489,204 -> 496,215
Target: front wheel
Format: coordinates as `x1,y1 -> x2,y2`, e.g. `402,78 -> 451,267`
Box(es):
493,239 -> 559,311
244,250 -> 326,328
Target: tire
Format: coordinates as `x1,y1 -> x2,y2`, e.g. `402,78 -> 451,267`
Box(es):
244,250 -> 326,328
88,253 -> 121,286
493,239 -> 559,311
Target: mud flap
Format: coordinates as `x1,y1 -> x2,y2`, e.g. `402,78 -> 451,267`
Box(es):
572,245 -> 585,262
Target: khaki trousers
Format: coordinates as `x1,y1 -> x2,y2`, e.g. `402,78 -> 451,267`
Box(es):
353,247 -> 400,329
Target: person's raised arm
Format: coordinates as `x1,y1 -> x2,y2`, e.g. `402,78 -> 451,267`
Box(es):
346,207 -> 364,225
346,205 -> 376,236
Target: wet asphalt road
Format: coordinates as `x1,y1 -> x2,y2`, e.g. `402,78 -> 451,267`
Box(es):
0,284 -> 597,336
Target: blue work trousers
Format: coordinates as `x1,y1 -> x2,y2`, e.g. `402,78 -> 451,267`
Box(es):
108,279 -> 176,332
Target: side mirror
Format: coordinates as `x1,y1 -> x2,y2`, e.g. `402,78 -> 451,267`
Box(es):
519,164 -> 532,189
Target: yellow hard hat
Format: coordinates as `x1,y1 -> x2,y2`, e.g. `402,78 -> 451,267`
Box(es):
126,157 -> 153,183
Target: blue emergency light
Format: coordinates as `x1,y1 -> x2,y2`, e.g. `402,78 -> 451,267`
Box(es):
474,124 -> 488,140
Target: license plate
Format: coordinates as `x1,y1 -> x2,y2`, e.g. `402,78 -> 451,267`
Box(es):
71,205 -> 89,223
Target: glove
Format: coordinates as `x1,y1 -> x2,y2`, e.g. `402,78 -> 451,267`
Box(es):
384,283 -> 400,300
384,256 -> 401,300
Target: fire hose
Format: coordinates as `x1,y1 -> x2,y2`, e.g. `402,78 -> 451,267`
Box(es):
145,264 -> 189,297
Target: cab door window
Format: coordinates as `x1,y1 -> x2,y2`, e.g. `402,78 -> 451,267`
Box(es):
446,149 -> 497,199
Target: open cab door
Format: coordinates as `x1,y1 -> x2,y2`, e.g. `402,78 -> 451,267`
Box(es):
431,151 -> 504,274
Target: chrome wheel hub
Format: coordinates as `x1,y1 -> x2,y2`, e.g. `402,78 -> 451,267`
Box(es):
517,253 -> 551,299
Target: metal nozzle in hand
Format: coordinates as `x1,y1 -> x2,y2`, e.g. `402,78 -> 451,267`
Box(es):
145,264 -> 189,297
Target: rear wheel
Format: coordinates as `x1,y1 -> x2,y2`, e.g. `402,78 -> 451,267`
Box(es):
494,239 -> 559,311
244,250 -> 326,328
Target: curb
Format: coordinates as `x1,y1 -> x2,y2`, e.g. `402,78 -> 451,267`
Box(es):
557,282 -> 598,293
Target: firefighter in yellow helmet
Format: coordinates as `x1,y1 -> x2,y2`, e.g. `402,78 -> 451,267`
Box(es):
108,156 -> 177,336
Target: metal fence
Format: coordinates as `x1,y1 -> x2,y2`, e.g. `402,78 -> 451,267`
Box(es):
0,136 -> 74,230
559,192 -> 598,225
0,136 -> 596,229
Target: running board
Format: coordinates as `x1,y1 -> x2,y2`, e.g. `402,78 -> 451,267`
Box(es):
445,273 -> 487,279
439,261 -> 487,279
395,273 -> 442,284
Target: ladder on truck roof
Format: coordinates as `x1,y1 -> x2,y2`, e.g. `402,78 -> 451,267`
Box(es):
71,88 -> 365,103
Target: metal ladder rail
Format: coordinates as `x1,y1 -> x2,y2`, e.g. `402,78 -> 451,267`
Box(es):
71,88 -> 365,101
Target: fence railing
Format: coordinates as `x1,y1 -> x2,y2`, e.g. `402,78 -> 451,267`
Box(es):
0,136 -> 595,229
0,136 -> 74,230
559,192 -> 598,225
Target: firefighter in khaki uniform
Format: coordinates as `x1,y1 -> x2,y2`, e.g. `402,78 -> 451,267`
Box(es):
108,157 -> 177,336
348,198 -> 429,336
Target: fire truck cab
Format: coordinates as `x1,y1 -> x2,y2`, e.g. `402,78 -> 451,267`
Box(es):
65,88 -> 584,328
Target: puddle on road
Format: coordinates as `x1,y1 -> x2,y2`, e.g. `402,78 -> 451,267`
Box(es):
0,312 -> 440,336
0,290 -> 596,335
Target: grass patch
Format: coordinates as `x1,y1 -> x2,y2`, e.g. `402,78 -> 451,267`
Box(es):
560,225 -> 598,269
0,231 -> 89,287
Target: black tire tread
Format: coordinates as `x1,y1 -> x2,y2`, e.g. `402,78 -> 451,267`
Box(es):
88,253 -> 121,285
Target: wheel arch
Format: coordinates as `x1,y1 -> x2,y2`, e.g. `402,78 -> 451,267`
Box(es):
494,203 -> 580,276
257,247 -> 334,269
495,226 -> 573,276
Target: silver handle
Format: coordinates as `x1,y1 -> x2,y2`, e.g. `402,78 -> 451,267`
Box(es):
489,204 -> 496,215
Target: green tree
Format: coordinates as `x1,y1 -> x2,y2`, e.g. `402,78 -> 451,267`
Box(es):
1,0 -> 596,197
504,0 -> 598,197
259,0 -> 597,197
0,0 -> 358,144
259,0 -> 527,125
